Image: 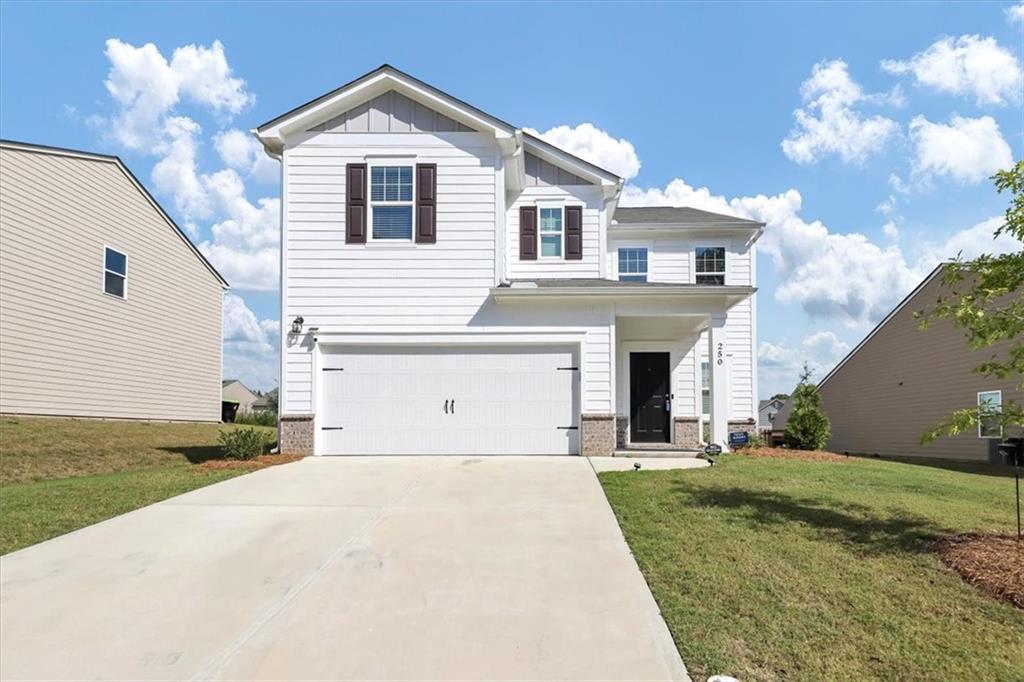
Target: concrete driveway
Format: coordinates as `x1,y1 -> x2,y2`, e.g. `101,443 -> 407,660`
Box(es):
1,457 -> 689,681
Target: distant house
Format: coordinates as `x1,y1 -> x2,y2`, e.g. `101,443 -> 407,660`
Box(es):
222,380 -> 259,413
0,140 -> 228,422
758,398 -> 785,431
818,264 -> 1020,463
251,387 -> 278,413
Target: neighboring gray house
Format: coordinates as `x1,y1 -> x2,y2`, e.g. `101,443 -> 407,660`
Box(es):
758,397 -> 784,431
251,387 -> 278,413
818,264 -> 1020,463
0,140 -> 228,422
222,379 -> 259,413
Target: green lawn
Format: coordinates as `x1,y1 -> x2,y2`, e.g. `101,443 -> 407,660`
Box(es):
0,418 -> 276,555
600,454 -> 1024,682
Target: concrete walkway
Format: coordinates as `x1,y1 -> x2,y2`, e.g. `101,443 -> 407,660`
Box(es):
1,457 -> 689,681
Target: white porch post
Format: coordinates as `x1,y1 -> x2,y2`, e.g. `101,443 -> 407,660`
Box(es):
708,313 -> 729,451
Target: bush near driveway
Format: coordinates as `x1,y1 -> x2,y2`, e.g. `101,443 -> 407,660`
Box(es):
0,418 -> 279,555
218,427 -> 274,460
600,454 -> 1024,681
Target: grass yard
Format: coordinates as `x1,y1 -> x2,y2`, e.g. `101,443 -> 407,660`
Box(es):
0,418 -> 277,555
600,454 -> 1024,681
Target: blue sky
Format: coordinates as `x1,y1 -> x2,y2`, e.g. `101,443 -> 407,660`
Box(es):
2,1 -> 1020,395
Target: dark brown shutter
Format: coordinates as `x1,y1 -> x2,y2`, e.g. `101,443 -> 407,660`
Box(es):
415,163 -> 436,244
519,206 -> 537,260
346,163 -> 367,244
565,205 -> 583,260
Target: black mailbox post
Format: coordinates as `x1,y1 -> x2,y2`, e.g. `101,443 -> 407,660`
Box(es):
997,437 -> 1023,541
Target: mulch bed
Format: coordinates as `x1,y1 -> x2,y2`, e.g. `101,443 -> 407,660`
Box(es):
736,446 -> 848,462
195,453 -> 304,471
932,533 -> 1024,609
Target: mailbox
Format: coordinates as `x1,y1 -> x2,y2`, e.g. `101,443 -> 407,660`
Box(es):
998,437 -> 1023,467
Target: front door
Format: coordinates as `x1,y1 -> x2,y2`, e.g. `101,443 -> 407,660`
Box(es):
630,352 -> 670,443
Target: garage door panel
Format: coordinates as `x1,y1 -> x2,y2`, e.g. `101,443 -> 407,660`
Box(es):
319,345 -> 578,455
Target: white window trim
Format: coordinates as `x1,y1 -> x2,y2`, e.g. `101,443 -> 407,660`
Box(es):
368,160 -> 416,243
977,389 -> 1003,439
694,244 -> 727,285
537,201 -> 566,261
616,244 -> 650,282
700,357 -> 710,418
102,245 -> 128,300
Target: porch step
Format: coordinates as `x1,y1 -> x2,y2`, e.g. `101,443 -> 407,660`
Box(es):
613,448 -> 702,458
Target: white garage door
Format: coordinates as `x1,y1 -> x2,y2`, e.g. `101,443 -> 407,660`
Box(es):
318,345 -> 578,455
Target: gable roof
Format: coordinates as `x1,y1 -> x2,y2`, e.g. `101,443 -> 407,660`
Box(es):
613,206 -> 763,228
253,64 -> 623,187
0,139 -> 228,288
759,398 -> 782,412
817,264 -> 947,390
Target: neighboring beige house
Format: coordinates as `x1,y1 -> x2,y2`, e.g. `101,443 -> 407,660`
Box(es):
222,379 -> 259,413
818,264 -> 1020,463
0,140 -> 228,422
252,387 -> 277,413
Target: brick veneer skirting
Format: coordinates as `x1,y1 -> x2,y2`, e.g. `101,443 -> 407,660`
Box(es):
615,416 -> 628,449
728,419 -> 756,436
581,414 -> 616,457
279,414 -> 314,455
673,417 -> 701,449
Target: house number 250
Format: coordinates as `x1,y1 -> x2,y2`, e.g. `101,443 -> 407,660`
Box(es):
716,343 -> 725,366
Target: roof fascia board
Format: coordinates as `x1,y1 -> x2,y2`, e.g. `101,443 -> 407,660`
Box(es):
491,285 -> 755,304
1,139 -> 229,289
817,263 -> 947,389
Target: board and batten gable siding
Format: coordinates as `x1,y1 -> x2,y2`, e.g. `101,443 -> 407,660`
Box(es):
281,131 -> 616,415
818,272 -> 1021,462
0,146 -> 224,421
307,91 -> 477,134
507,185 -> 605,279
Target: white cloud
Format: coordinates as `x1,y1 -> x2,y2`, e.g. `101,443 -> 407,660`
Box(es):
150,116 -> 211,234
524,123 -> 641,180
914,215 -> 1015,264
781,59 -> 899,165
882,221 -> 900,241
213,128 -> 279,183
909,114 -> 1013,184
103,39 -> 182,151
1008,3 -> 1024,25
759,331 -> 852,396
882,35 -> 1023,106
169,41 -> 254,115
223,294 -> 278,391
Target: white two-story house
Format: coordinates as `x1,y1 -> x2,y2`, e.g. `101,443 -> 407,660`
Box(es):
255,65 -> 761,457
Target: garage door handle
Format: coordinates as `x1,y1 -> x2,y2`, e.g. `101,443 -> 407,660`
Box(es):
451,399 -> 455,414
444,399 -> 449,414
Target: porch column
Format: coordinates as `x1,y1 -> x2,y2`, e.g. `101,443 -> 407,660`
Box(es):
707,313 -> 729,451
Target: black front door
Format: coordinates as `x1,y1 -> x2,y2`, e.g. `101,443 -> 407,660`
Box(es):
630,352 -> 670,443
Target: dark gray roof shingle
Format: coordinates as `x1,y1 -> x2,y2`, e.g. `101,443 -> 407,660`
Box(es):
612,206 -> 762,226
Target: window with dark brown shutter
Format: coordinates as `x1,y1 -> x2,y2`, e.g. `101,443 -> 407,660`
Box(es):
415,163 -> 436,244
519,206 -> 537,260
346,163 -> 367,244
565,206 -> 583,260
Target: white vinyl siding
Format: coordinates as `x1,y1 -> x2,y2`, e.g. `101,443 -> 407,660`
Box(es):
0,147 -> 224,421
282,133 -> 615,415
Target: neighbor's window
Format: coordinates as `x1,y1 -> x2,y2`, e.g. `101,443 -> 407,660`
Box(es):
618,248 -> 648,282
978,390 -> 1003,438
371,165 -> 414,239
539,207 -> 563,258
103,247 -> 127,298
696,247 -> 726,285
701,360 -> 710,416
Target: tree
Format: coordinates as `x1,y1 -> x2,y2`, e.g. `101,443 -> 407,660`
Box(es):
917,161 -> 1024,444
784,363 -> 831,450
770,393 -> 790,402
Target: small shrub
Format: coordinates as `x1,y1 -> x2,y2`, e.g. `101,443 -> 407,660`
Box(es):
784,363 -> 831,450
219,427 -> 273,460
233,410 -> 278,427
735,432 -> 768,449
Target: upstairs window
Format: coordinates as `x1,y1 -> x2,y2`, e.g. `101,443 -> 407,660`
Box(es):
370,165 -> 413,240
696,247 -> 726,285
103,247 -> 127,299
978,390 -> 1003,438
618,248 -> 648,282
539,207 -> 563,258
